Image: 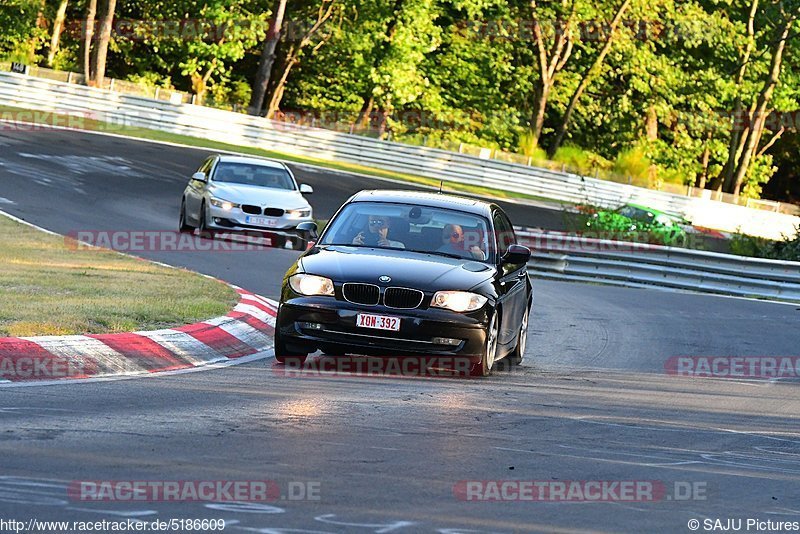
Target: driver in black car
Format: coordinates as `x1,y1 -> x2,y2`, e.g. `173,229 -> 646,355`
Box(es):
352,215 -> 405,248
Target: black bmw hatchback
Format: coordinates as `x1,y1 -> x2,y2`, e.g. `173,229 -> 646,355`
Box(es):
275,190 -> 533,376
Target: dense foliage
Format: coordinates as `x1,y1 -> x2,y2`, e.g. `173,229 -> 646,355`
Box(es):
730,226 -> 800,260
2,0 -> 799,202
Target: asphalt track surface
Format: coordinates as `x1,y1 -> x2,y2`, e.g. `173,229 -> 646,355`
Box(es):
0,128 -> 799,533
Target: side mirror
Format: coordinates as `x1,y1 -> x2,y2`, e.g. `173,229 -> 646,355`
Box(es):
501,244 -> 531,265
192,171 -> 207,183
297,221 -> 318,242
299,184 -> 313,194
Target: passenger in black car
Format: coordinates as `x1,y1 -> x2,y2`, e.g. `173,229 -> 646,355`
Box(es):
438,224 -> 485,260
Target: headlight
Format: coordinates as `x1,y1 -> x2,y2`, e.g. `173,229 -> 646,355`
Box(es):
289,274 -> 334,296
286,208 -> 312,218
431,291 -> 488,312
209,197 -> 239,211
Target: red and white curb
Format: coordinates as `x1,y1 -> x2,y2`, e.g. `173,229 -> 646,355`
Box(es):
0,287 -> 277,386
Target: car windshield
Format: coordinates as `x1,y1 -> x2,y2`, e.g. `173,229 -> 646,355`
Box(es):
212,162 -> 295,190
319,201 -> 493,262
617,205 -> 654,223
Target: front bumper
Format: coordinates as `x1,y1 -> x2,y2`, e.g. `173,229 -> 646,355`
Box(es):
206,206 -> 313,237
277,296 -> 490,363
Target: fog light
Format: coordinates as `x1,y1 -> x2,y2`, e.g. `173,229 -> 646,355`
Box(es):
214,218 -> 221,223
432,337 -> 461,346
299,322 -> 323,330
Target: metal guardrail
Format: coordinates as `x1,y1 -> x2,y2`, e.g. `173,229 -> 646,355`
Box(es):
516,230 -> 800,303
0,71 -> 798,240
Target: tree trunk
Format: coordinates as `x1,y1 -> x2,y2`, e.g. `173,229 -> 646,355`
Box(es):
266,1 -> 340,119
529,80 -> 551,147
356,96 -> 375,130
697,130 -> 712,188
190,60 -> 219,107
266,51 -> 298,119
527,0 -> 575,150
82,0 -> 97,83
376,104 -> 392,139
548,0 -> 631,157
728,11 -> 795,196
249,0 -> 288,116
716,0 -> 758,191
645,105 -> 658,140
48,0 -> 70,66
92,0 -> 117,89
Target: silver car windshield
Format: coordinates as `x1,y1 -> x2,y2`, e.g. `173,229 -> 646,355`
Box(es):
212,163 -> 295,190
319,202 -> 493,262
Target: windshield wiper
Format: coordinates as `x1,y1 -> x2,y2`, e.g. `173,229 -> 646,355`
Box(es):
404,249 -> 467,260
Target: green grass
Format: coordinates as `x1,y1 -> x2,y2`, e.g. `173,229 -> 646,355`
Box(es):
0,105 -> 566,206
0,214 -> 239,337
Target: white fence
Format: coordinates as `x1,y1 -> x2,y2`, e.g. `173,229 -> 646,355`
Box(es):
0,71 -> 798,240
517,230 -> 800,303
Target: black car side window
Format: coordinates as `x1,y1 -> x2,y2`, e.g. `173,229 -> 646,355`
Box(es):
493,211 -> 515,257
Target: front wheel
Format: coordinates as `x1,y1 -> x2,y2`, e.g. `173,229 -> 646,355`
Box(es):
274,331 -> 308,365
507,305 -> 529,366
198,201 -> 215,239
470,313 -> 498,377
179,200 -> 195,233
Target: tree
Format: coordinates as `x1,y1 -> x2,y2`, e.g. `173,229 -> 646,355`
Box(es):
82,0 -> 96,80
249,0 -> 288,115
47,0 -> 70,66
265,0 -> 342,119
0,0 -> 46,61
548,0 -> 633,156
527,0 -> 578,150
728,4 -> 797,196
90,0 -> 117,87
115,0 -> 268,105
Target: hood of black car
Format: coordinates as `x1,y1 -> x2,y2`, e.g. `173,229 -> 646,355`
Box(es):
299,246 -> 495,290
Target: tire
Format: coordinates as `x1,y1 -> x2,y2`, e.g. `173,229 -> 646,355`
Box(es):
198,201 -> 214,239
274,330 -> 308,365
179,199 -> 195,233
470,313 -> 499,377
320,344 -> 346,356
507,305 -> 530,366
290,237 -> 306,251
271,235 -> 286,249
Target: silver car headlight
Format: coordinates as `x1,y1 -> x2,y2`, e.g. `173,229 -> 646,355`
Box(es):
289,274 -> 334,296
431,291 -> 488,312
286,208 -> 312,219
209,197 -> 240,211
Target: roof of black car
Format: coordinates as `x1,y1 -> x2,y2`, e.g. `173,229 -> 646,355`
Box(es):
350,190 -> 494,216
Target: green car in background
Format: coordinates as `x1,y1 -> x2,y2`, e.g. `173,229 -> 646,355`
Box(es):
585,203 -> 689,246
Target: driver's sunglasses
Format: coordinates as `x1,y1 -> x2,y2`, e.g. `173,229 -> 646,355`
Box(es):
451,232 -> 463,239
369,219 -> 387,226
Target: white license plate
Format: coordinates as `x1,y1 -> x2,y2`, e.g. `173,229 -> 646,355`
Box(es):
245,216 -> 277,227
356,313 -> 400,332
